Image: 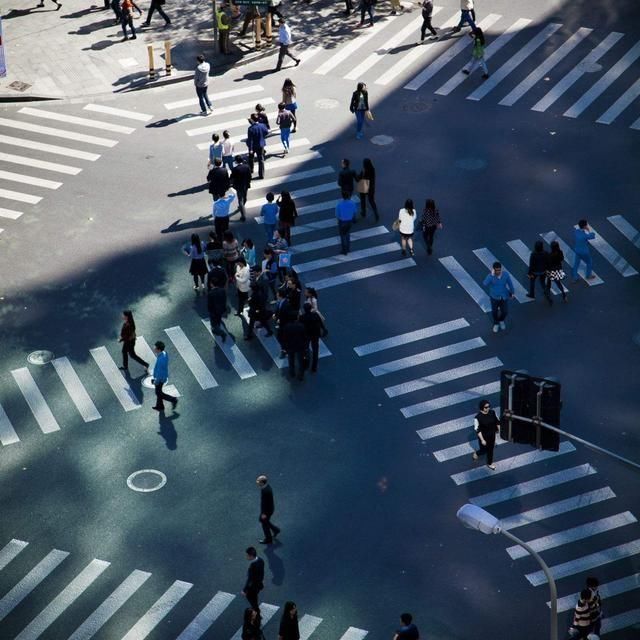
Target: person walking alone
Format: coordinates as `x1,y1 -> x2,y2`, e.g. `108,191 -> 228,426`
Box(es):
278,602 -> 300,640
350,82 -> 370,140
420,198 -> 442,255
572,219 -> 597,281
397,199 -> 417,257
471,399 -> 500,470
336,191 -> 357,255
281,79 -> 298,132
151,341 -> 177,412
256,475 -> 281,544
527,240 -> 552,304
275,18 -> 300,70
461,28 -> 489,79
545,240 -> 568,302
483,262 -> 515,333
242,547 -> 265,610
142,0 -> 171,27
276,102 -> 296,154
194,55 -> 213,115
356,158 -> 379,220
120,0 -> 142,40
118,310 -> 149,374
419,0 -> 438,42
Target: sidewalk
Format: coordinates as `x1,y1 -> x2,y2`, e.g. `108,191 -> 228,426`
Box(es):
0,0 -> 272,101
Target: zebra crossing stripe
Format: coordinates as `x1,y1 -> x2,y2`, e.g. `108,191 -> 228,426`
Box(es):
90,347 -> 142,411
507,511 -> 637,560
136,337 -> 180,397
0,187 -> 42,204
600,608 -> 640,635
0,539 -> 28,571
585,224 -> 638,276
314,16 -> 399,76
210,98 -> 276,119
299,614 -> 323,640
68,570 -> 152,640
84,104 -> 153,122
355,318 -> 470,356
467,23 -> 563,101
450,441 -> 576,485
294,242 -> 400,274
0,169 -> 62,190
631,114 -> 640,130
0,118 -> 118,147
472,247 -> 531,303
565,40 -> 640,118
0,400 -> 20,446
11,367 -> 60,433
470,463 -> 597,507
51,357 -> 101,422
376,11 -> 460,86
230,603 -> 280,640
18,107 -> 135,135
164,326 -> 219,390
338,627 -> 368,640
121,580 -> 193,640
439,256 -> 491,312
405,13 -> 502,91
499,27 -> 593,106
0,206 -> 23,220
175,591 -> 236,640
0,152 -> 81,175
432,433 -> 507,462
241,311 -> 286,369
553,573 -> 640,612
370,337 -> 486,377
164,85 -> 265,110
597,77 -> 640,124
187,112 -> 277,137
526,539 -> 640,587
607,214 -> 640,248
436,18 -> 530,96
15,559 -> 110,640
291,226 -> 388,253
254,166 -> 335,191
286,218 -> 337,237
532,32 -> 624,112
416,413 -> 476,440
506,239 -> 566,295
261,151 -> 324,172
501,487 -> 616,530
0,549 -> 69,622
0,133 -> 101,161
200,319 -> 257,379
540,231 -> 603,285
308,258 -> 416,290
401,381 -> 500,419
198,136 -> 310,154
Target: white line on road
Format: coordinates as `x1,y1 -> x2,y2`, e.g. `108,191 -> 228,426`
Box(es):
299,614 -> 324,640
0,401 -> 20,446
164,326 -> 219,390
186,111 -> 277,137
255,166 -> 335,191
291,226 -> 388,253
0,539 -> 29,571
308,258 -> 416,290
0,118 -> 118,147
553,573 -> 640,612
597,77 -> 640,124
337,628 -> 368,640
11,367 -> 60,433
0,169 -> 62,190
585,224 -> 638,276
401,381 -> 500,419
90,347 -> 142,411
600,608 -> 640,635
439,256 -> 491,312
51,357 -> 101,422
175,591 -> 236,640
0,187 -> 42,204
200,319 -> 257,379
84,104 -> 153,122
0,206 -> 23,220
18,107 -> 135,134
607,214 -> 640,248
0,152 -> 81,175
294,242 -> 400,274
164,85 -> 266,110
416,414 -> 476,440
0,134 -> 101,161
433,434 -> 507,462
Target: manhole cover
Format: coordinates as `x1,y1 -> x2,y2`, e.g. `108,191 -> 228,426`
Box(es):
9,81 -> 31,92
578,61 -> 602,73
402,101 -> 431,113
371,135 -> 394,146
315,98 -> 340,109
27,350 -> 54,365
127,469 -> 167,493
455,157 -> 487,170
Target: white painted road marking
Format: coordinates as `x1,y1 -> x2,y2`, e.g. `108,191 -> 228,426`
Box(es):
90,347 -> 142,411
402,381 -> 500,418
554,573 -> 640,612
175,591 -> 236,640
586,224 -> 638,276
0,169 -> 62,189
291,226 -> 388,254
164,85 -> 265,110
307,258 -> 416,290
608,214 -> 640,248
337,628 -> 369,640
294,242 -> 400,274
299,614 -> 324,640
51,357 -> 101,423
0,400 -> 20,446
439,256 -> 491,312
0,206 -> 23,220
200,319 -> 258,379
18,107 -> 135,135
433,433 -> 507,462
0,118 -> 118,147
416,414 -> 476,440
597,77 -> 640,125
0,539 -> 29,571
0,187 -> 42,204
0,152 -> 81,175
11,367 -> 60,433
0,133 -> 101,161
164,326 -> 219,390
84,104 -> 153,122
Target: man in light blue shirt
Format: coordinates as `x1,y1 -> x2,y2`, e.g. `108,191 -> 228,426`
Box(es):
335,191 -> 357,255
152,341 -> 177,412
482,262 -> 515,333
572,219 -> 596,281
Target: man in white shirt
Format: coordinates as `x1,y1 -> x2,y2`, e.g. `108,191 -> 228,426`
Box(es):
275,18 -> 300,71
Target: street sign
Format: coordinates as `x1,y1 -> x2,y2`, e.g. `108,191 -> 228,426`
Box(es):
0,18 -> 7,78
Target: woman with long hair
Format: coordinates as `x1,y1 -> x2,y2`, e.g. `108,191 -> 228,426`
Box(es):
349,81 -> 369,140
277,190 -> 298,246
420,198 -> 442,255
462,27 -> 490,80
184,233 -> 208,290
278,602 -> 300,640
118,310 -> 149,373
242,607 -> 264,640
545,240 -> 568,302
281,78 -> 298,133
356,157 -> 379,220
397,198 -> 417,257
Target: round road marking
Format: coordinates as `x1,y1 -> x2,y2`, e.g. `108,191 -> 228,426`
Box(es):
127,469 -> 167,493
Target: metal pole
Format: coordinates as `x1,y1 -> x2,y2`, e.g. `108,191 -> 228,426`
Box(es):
501,529 -> 558,640
506,373 -> 515,442
212,0 -> 219,54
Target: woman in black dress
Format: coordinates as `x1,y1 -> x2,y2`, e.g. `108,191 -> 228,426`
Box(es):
471,399 -> 500,470
277,191 -> 298,246
278,601 -> 300,640
545,240 -> 568,302
184,233 -> 208,290
242,608 -> 264,640
356,158 -> 379,221
118,310 -> 149,374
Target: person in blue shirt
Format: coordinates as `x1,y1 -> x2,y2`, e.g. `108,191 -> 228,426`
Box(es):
152,341 -> 177,412
261,192 -> 279,242
482,261 -> 515,333
572,219 -> 597,281
246,113 -> 269,180
335,191 -> 358,255
393,613 -> 419,640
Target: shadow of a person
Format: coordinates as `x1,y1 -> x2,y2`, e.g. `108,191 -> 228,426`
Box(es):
157,411 -> 178,450
263,542 -> 285,586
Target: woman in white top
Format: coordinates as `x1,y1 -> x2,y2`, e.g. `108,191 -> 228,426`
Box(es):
398,199 -> 417,256
222,129 -> 235,171
234,257 -> 251,316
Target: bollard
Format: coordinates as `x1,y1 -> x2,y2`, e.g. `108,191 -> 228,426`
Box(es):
265,12 -> 272,45
254,15 -> 262,48
147,44 -> 156,80
164,40 -> 172,75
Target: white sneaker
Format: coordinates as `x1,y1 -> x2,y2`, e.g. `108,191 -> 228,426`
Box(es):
492,324 -> 499,333
499,321 -> 506,330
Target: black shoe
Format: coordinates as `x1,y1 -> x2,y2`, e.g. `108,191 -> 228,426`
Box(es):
152,406 -> 163,412
172,398 -> 178,409
295,58 -> 301,66
461,69 -> 470,75
119,366 -> 128,371
259,538 -> 273,544
452,26 -> 461,33
482,73 -> 490,79
131,34 -> 137,39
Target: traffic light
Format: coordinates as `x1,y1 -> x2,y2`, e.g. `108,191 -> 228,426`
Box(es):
500,370 -> 561,451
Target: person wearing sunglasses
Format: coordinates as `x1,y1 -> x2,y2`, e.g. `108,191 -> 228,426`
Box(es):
472,399 -> 500,470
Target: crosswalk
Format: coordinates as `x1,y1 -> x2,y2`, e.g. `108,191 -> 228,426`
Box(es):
0,104 -> 152,235
353,318 -> 640,635
301,8 -> 640,130
0,319 -> 331,447
164,86 -> 418,292
0,536 -> 367,640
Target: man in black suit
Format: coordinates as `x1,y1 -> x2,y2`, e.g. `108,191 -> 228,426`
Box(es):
242,546 -> 265,610
300,302 -> 327,373
256,475 -> 280,544
281,316 -> 308,381
231,155 -> 252,222
207,158 -> 230,200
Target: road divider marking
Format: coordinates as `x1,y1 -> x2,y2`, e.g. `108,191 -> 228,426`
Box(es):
84,104 -> 153,122
18,107 -> 135,135
11,367 -> 60,433
439,256 -> 491,312
0,118 -> 118,147
175,591 -> 236,640
51,357 -> 101,423
0,539 -> 28,571
200,319 -> 257,379
307,258 -> 416,290
90,347 -> 141,411
401,381 -> 500,419
164,326 -> 219,390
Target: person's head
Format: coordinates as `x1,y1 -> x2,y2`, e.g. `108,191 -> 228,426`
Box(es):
305,287 -> 317,299
479,399 -> 491,413
283,602 -> 297,618
234,155 -> 244,164
356,81 -> 367,93
256,103 -> 265,114
250,113 -> 258,123
208,230 -> 217,241
212,132 -> 219,143
122,310 -> 134,324
223,230 -> 234,243
223,129 -> 230,140
256,474 -> 268,487
154,340 -> 165,353
586,577 -> 599,590
287,276 -> 297,288
214,158 -> 222,167
197,54 -> 205,64
243,238 -> 254,249
341,190 -> 351,200
492,261 -> 502,274
424,198 -> 435,212
282,78 -> 294,90
280,190 -> 292,204
580,589 -> 592,602
404,198 -> 414,212
245,546 -> 257,560
400,613 -> 413,626
278,101 -> 286,112
191,233 -> 201,249
342,158 -> 350,168
264,247 -> 273,258
578,218 -> 588,229
550,240 -> 560,253
266,191 -> 275,203
363,158 -> 374,172
278,17 -> 286,25
473,27 -> 484,44
272,229 -> 281,240
236,257 -> 247,268
534,240 -> 544,253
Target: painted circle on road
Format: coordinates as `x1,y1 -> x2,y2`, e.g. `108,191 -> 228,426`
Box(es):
127,469 -> 167,493
455,157 -> 487,171
371,135 -> 394,146
315,98 -> 340,109
27,350 -> 54,365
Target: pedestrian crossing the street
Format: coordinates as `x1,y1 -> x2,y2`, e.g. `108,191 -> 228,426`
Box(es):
0,103 -> 151,235
353,318 -> 640,636
0,537 -> 365,640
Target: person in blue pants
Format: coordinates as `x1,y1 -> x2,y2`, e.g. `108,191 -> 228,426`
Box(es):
572,219 -> 596,281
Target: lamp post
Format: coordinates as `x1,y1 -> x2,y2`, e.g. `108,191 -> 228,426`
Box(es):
456,503 -> 558,640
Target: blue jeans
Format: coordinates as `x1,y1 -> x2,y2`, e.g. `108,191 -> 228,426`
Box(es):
490,298 -> 508,324
457,9 -> 476,29
196,86 -> 211,112
338,220 -> 352,254
222,155 -> 233,171
280,127 -> 291,150
355,110 -> 365,136
572,251 -> 593,279
264,223 -> 277,242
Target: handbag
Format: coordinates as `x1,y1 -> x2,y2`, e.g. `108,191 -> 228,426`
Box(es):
392,219 -> 401,231
365,110 -> 374,121
356,178 -> 370,194
278,252 -> 292,268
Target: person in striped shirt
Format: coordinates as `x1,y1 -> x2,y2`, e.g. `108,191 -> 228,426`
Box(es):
568,589 -> 596,639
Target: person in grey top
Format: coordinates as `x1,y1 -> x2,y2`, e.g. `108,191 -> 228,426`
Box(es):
194,55 -> 212,116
